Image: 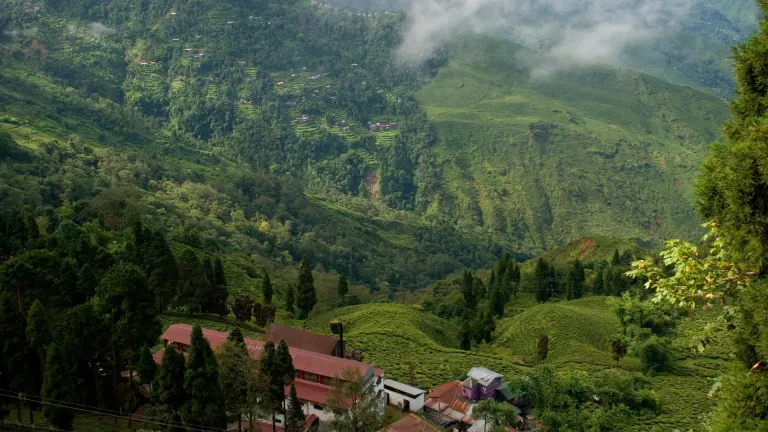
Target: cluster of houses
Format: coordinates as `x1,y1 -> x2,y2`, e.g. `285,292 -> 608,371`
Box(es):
152,324 -> 533,432
368,121 -> 397,131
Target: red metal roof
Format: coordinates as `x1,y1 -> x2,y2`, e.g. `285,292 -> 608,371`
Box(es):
291,379 -> 333,405
425,381 -> 472,422
159,324 -> 376,380
263,324 -> 339,355
379,414 -> 441,432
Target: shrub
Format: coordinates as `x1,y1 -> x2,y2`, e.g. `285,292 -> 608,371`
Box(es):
639,336 -> 672,373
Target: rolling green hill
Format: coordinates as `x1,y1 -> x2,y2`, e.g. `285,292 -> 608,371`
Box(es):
416,37 -> 731,254
305,303 -> 528,388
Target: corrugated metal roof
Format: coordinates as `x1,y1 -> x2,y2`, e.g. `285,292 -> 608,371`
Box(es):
466,367 -> 502,387
425,381 -> 472,420
384,379 -> 425,397
263,324 -> 339,355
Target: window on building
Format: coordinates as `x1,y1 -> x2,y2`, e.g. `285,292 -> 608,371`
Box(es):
312,404 -> 323,411
304,372 -> 317,382
321,376 -> 336,386
275,419 -> 282,424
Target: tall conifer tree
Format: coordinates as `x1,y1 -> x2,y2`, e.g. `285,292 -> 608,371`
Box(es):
297,258 -> 316,318
153,346 -> 186,417
183,325 -> 225,429
41,343 -> 76,430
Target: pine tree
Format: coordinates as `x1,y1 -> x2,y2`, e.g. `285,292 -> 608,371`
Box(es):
275,340 -> 296,385
212,283 -> 229,318
337,275 -> 349,298
611,249 -> 621,266
473,277 -> 486,302
25,299 -> 49,409
274,339 -> 296,414
593,264 -> 605,294
1,293 -> 33,422
177,248 -> 211,313
183,325 -> 226,428
566,259 -> 585,300
285,384 -> 306,432
258,341 -> 283,432
296,258 -> 316,319
145,231 -> 179,311
534,258 -> 550,303
201,257 -> 216,312
482,310 -> 496,343
285,286 -> 295,314
138,345 -> 158,389
213,257 -> 227,288
263,271 -> 273,304
459,318 -> 472,350
153,346 -> 186,414
549,264 -> 560,298
228,327 -> 245,345
96,263 -> 161,386
462,270 -> 476,309
26,299 -> 51,363
603,266 -> 614,296
41,343 -> 76,430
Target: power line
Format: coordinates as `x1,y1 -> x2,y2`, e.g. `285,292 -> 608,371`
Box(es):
0,390 -> 223,432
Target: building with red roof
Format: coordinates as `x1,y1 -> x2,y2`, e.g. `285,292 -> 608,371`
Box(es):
156,324 -> 385,422
423,381 -> 474,427
263,324 -> 342,356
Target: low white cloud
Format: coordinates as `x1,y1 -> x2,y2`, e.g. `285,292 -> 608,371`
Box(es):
2,27 -> 39,38
87,22 -> 117,36
396,0 -> 692,75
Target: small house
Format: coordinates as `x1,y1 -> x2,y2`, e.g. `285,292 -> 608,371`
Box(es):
462,367 -> 502,401
424,381 -> 473,427
277,82 -> 285,86
383,380 -> 425,412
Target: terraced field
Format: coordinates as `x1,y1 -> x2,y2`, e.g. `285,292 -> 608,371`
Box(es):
236,102 -> 258,117
374,130 -> 398,145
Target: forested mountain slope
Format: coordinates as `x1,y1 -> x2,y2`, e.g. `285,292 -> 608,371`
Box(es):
416,37 -> 730,253
0,0 -> 735,285
0,0 -> 503,290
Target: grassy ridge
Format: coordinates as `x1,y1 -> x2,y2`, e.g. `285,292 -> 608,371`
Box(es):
492,296 -> 623,367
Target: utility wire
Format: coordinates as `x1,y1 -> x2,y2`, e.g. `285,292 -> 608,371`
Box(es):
0,390 -> 223,432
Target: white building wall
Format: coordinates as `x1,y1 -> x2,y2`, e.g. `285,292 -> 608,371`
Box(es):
385,390 -> 425,412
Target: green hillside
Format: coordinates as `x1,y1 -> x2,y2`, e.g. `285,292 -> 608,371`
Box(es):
305,304 -> 528,388
492,297 -> 623,366
417,37 -> 730,254
520,236 -> 648,271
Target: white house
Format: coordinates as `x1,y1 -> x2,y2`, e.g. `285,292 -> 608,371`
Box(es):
383,379 -> 425,412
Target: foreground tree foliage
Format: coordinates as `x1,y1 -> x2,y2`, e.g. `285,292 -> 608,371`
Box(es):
327,367 -> 384,432
628,4 -> 768,417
